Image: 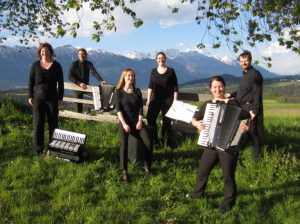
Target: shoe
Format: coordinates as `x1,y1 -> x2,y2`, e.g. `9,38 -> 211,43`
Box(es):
219,201 -> 234,214
121,170 -> 129,183
219,205 -> 232,214
144,163 -> 151,174
166,137 -> 176,149
185,191 -> 204,199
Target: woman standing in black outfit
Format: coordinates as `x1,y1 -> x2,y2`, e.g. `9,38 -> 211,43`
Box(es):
28,43 -> 64,154
115,68 -> 154,182
186,76 -> 249,214
146,52 -> 178,146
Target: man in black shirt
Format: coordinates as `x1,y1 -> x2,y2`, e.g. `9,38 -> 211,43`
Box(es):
229,51 -> 264,162
68,48 -> 106,113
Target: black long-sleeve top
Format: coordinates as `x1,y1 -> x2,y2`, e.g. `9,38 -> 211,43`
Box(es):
231,66 -> 263,115
115,88 -> 143,128
148,67 -> 178,100
68,60 -> 103,85
28,60 -> 64,101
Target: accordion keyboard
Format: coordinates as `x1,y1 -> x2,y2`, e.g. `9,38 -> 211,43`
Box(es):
49,129 -> 86,153
198,103 -> 217,147
92,86 -> 101,110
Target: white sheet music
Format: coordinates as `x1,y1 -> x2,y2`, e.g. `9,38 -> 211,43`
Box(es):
165,100 -> 198,123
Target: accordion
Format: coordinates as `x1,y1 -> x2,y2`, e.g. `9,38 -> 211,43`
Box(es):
92,84 -> 115,111
197,102 -> 248,152
48,129 -> 86,162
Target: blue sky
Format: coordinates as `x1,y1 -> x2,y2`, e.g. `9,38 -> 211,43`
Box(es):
3,0 -> 300,75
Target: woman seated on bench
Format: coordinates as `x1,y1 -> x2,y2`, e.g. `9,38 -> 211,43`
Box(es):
115,68 -> 154,183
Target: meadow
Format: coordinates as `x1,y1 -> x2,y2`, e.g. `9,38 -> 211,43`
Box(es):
0,94 -> 299,224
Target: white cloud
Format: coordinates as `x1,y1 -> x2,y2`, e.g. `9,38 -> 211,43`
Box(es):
131,0 -> 197,28
260,42 -> 290,57
258,42 -> 300,75
3,35 -> 50,46
60,0 -> 198,37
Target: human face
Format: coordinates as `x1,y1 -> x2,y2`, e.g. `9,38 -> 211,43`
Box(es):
210,80 -> 225,99
40,47 -> 51,60
124,71 -> 135,86
78,50 -> 87,62
239,56 -> 251,71
156,53 -> 166,66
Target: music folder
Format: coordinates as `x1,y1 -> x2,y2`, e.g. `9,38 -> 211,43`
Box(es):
165,100 -> 197,123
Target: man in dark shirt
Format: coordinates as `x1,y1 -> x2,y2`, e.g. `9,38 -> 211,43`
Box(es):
229,51 -> 264,162
68,48 -> 106,113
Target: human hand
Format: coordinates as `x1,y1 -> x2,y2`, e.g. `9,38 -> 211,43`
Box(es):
79,82 -> 87,90
224,93 -> 231,98
192,119 -> 205,131
240,122 -> 250,133
136,120 -> 143,130
28,98 -> 33,106
249,110 -> 256,120
122,123 -> 131,133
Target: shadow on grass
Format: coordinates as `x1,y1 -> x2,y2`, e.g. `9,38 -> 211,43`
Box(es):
237,180 -> 300,215
265,134 -> 300,156
84,146 -> 119,163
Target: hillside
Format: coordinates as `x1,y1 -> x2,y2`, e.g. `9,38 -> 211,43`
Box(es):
0,94 -> 299,223
0,45 -> 280,90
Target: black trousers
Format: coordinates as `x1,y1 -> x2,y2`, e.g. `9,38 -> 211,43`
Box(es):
194,148 -> 238,207
249,118 -> 262,161
33,98 -> 58,153
118,123 -> 154,171
146,98 -> 172,143
73,91 -> 84,113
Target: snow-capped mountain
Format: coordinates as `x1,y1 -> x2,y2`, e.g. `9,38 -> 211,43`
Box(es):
0,45 -> 280,90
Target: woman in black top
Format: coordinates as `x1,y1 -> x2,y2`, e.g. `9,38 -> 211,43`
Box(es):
115,68 -> 154,182
146,52 -> 178,147
28,43 -> 64,154
186,76 -> 249,214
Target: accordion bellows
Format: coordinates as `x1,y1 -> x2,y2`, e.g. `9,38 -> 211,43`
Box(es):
198,103 -> 248,152
48,129 -> 86,162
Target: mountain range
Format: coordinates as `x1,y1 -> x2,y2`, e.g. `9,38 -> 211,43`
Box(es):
0,45 -> 281,90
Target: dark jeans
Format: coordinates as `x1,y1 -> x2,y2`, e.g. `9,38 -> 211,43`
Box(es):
118,123 -> 154,171
194,148 -> 238,207
146,98 -> 172,143
33,98 -> 58,153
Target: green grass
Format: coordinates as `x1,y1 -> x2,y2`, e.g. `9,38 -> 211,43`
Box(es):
264,101 -> 300,110
0,95 -> 299,223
